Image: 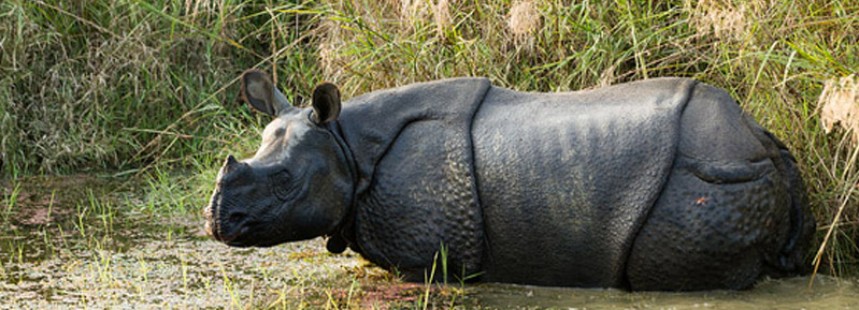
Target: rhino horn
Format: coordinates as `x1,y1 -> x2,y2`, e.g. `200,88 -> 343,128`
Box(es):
220,154 -> 249,180
225,154 -> 238,167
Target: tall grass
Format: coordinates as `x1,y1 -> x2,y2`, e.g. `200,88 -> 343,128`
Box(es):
0,0 -> 313,174
1,0 -> 857,275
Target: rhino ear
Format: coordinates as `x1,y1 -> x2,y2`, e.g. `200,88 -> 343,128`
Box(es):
311,82 -> 341,125
240,70 -> 296,116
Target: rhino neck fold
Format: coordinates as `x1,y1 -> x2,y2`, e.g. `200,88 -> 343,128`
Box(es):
324,121 -> 360,251
337,77 -> 492,274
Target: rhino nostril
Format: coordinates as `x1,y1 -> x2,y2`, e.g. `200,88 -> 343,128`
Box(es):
229,212 -> 247,223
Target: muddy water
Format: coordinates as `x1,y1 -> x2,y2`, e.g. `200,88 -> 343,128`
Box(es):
1,176 -> 858,309
0,175 -> 370,309
470,277 -> 859,309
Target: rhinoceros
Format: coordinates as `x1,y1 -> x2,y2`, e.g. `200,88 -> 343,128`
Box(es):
204,70 -> 815,291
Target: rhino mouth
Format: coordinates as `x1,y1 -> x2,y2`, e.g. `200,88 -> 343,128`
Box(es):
206,206 -> 252,246
203,202 -> 221,241
204,187 -> 230,244
205,203 -> 261,247
221,226 -> 250,245
206,213 -> 254,246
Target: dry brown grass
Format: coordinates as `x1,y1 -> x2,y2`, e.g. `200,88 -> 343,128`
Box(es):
507,0 -> 541,48
688,0 -> 751,41
434,0 -> 452,37
819,75 -> 859,145
398,0 -> 429,31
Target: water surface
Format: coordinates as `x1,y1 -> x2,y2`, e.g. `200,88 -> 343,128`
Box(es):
1,176 -> 856,309
470,276 -> 858,309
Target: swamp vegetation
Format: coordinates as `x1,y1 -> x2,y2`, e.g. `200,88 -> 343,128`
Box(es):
1,0 -> 858,308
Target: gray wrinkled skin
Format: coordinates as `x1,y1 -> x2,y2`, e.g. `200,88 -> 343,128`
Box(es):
205,71 -> 815,291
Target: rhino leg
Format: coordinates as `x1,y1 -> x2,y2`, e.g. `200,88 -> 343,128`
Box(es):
625,83 -> 812,291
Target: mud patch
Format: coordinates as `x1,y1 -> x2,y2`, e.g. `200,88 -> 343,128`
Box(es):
1,174 -> 114,227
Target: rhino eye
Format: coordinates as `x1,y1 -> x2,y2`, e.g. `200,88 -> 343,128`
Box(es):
270,170 -> 295,200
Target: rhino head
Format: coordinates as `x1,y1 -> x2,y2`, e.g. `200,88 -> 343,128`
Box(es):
204,70 -> 354,249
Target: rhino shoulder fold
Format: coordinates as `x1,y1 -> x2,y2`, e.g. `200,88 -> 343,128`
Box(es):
338,77 -> 492,193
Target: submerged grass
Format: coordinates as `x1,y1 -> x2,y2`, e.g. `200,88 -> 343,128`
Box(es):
1,0 -> 858,305
1,176 -> 468,308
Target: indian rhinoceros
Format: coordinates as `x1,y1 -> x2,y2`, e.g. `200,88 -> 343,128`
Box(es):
204,70 -> 815,291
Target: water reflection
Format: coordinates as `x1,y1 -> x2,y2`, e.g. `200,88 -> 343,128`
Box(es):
469,276 -> 859,309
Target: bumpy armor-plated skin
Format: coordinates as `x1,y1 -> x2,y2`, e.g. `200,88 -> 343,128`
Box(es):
206,74 -> 814,291
336,79 -> 491,279
332,77 -> 813,290
472,79 -> 691,287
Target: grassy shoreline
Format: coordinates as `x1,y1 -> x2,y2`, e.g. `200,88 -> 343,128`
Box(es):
2,0 -> 857,278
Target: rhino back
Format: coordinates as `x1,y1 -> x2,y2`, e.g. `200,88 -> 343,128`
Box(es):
471,78 -> 697,287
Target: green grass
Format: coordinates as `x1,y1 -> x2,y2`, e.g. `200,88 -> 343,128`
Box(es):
1,0 -> 858,299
